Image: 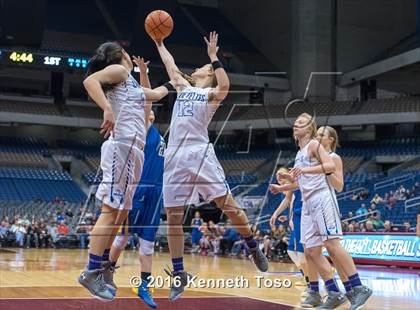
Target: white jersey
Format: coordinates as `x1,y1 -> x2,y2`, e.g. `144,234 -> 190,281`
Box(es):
106,74 -> 147,146
168,86 -> 216,147
294,139 -> 330,201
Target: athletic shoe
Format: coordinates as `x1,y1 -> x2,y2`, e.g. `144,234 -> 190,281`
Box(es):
78,269 -> 114,301
133,280 -> 157,309
349,285 -> 373,310
301,286 -> 312,299
164,268 -> 192,301
102,262 -> 118,292
301,290 -> 322,308
317,291 -> 346,309
248,246 -> 269,272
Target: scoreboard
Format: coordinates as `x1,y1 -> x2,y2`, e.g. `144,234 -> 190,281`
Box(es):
0,49 -> 90,71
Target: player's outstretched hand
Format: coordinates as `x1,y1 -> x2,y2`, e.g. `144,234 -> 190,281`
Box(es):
290,167 -> 304,179
204,31 -> 219,58
132,56 -> 150,73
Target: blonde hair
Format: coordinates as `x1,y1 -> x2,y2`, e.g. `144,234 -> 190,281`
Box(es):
319,125 -> 339,152
297,113 -> 317,139
276,167 -> 291,184
177,70 -> 195,86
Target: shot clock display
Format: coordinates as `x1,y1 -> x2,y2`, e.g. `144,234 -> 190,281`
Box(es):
0,49 -> 89,71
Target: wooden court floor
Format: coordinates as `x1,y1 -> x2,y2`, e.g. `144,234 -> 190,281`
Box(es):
0,248 -> 419,309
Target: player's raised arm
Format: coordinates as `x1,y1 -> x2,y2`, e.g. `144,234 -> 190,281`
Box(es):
154,40 -> 190,91
206,31 -> 230,105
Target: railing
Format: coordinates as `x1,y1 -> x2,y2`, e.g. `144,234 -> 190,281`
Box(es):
374,173 -> 415,191
405,195 -> 420,212
337,187 -> 365,201
341,211 -> 377,223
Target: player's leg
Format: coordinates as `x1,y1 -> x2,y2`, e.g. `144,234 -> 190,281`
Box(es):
324,239 -> 372,309
78,204 -> 120,301
213,194 -> 268,272
165,205 -> 191,301
135,238 -> 157,308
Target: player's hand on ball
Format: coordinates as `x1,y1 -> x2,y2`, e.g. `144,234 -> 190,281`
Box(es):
204,31 -> 219,58
101,108 -> 115,138
132,56 -> 150,73
269,184 -> 282,194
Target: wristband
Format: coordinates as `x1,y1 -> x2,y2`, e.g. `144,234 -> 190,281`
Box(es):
211,60 -> 223,70
162,82 -> 176,93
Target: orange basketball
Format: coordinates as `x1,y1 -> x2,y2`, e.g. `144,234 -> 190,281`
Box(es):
145,10 -> 174,41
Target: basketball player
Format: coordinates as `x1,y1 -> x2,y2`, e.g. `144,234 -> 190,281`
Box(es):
78,42 -> 172,301
316,125 -> 372,309
108,108 -> 164,309
154,32 -> 268,301
270,167 -> 310,298
270,113 -> 371,309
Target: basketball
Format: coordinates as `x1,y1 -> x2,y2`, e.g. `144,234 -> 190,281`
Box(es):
145,10 -> 173,41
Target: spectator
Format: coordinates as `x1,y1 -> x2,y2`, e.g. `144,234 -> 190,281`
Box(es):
220,222 -> 239,254
356,204 -> 368,217
48,223 -> 59,246
402,221 -> 413,232
57,221 -> 69,236
208,221 -> 221,254
383,220 -> 392,233
15,223 -> 27,247
388,195 -> 397,209
372,213 -> 384,230
76,222 -> 89,249
370,194 -> 383,206
56,211 -> 65,223
191,211 -> 203,253
65,209 -> 74,218
347,223 -> 355,232
347,211 -> 354,219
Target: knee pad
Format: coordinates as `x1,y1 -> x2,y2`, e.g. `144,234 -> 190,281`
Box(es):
113,235 -> 129,250
138,238 -> 155,256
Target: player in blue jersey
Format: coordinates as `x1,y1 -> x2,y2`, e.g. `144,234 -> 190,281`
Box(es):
270,167 -> 309,297
107,57 -> 165,309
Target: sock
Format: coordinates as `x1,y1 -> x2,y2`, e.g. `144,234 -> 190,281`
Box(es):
102,249 -> 110,262
172,257 -> 184,273
310,281 -> 319,293
343,280 -> 352,293
244,235 -> 257,249
88,253 -> 103,270
305,276 -> 311,288
325,279 -> 340,292
141,272 -> 152,285
348,273 -> 362,287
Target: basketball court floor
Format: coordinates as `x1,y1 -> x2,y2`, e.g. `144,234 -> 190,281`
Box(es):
0,249 -> 418,309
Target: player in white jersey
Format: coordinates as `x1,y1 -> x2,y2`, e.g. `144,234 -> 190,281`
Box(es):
153,32 -> 268,301
270,114 -> 372,309
78,42 -> 171,301
316,126 -> 372,310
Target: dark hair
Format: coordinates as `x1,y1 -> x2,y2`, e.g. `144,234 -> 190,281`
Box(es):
86,42 -> 124,77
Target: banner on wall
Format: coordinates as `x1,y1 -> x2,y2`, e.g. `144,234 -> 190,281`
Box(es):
323,234 -> 420,267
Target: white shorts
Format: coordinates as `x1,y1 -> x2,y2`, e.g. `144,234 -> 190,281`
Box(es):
163,143 -> 230,207
300,189 -> 342,248
96,138 -> 144,210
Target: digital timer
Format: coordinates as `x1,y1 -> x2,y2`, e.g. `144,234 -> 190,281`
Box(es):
9,52 -> 34,63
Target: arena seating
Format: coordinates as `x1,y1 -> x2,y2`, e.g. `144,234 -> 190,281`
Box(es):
0,100 -> 60,115
0,168 -> 86,203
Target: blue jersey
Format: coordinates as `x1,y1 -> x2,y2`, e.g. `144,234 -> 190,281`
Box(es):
138,125 -> 165,185
292,190 -> 302,216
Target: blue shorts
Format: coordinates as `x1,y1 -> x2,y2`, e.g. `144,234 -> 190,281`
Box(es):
288,213 -> 304,253
120,184 -> 163,242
